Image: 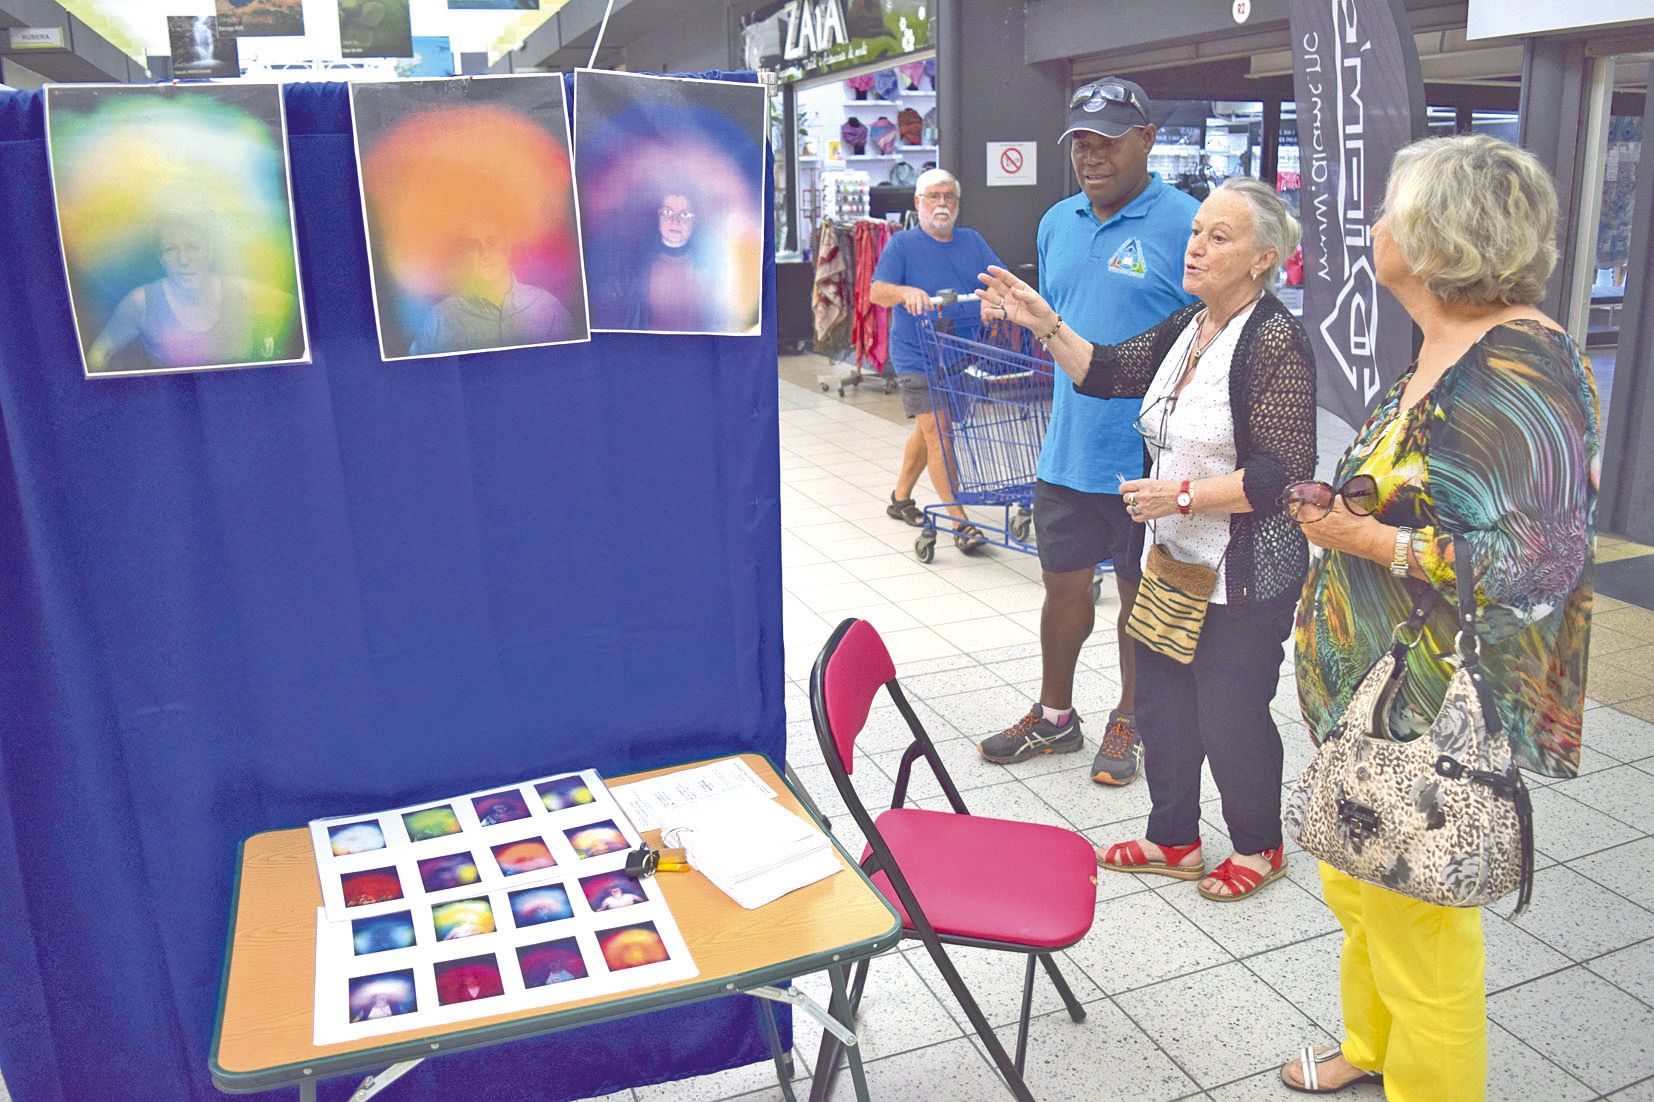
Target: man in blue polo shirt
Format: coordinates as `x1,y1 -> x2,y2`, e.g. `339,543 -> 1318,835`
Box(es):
979,78 -> 1198,785
873,168 -> 1002,549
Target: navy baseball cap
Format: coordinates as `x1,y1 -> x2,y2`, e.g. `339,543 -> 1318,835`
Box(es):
1059,77 -> 1152,141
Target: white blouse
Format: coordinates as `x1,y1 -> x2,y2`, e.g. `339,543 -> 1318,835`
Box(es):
1136,301 -> 1256,604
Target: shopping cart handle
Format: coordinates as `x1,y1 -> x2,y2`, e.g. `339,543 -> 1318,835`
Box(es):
928,290 -> 980,307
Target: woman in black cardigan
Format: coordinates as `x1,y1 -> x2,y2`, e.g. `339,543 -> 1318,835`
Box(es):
979,177 -> 1317,901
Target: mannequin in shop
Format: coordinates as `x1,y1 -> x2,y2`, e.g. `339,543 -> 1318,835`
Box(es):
84,209 -> 300,372
977,77 -> 1199,789
871,168 -> 1001,552
409,215 -> 575,355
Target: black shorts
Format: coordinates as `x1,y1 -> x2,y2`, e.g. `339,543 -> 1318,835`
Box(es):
1033,479 -> 1144,580
897,372 -> 932,419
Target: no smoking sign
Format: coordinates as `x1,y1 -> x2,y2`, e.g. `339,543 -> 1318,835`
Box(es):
986,141 -> 1037,187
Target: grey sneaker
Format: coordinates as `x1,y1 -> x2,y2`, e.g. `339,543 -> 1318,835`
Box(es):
1090,709 -> 1142,785
979,706 -> 1083,764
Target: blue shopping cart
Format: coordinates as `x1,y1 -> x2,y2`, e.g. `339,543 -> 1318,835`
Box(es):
914,293 -> 1114,599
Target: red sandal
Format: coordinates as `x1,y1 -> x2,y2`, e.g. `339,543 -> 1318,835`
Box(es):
1096,838 -> 1205,880
1198,846 -> 1288,901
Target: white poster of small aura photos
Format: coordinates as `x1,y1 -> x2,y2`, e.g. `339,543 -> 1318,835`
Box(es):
311,844 -> 696,1044
309,770 -> 638,922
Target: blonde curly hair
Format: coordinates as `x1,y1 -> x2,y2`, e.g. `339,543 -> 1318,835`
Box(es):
1382,134 -> 1558,306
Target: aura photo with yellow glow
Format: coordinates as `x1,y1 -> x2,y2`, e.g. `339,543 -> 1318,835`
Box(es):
45,84 -> 309,378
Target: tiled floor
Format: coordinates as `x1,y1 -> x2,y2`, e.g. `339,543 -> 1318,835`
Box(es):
637,369 -> 1654,1102
5,369 -> 1649,1102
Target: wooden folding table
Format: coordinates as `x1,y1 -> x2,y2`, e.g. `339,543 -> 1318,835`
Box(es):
211,753 -> 901,1101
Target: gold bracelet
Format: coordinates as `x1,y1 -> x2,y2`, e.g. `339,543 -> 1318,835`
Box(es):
1037,316 -> 1063,346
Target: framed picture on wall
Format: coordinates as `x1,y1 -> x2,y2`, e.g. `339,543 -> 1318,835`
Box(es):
574,70 -> 768,337
350,74 -> 590,361
44,83 -> 311,378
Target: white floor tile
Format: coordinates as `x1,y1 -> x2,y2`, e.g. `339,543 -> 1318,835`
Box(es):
1526,785 -> 1645,862
1587,937 -> 1654,1006
1571,836 -> 1654,911
1065,890 -> 1233,997
972,999 -> 1202,1102
1489,965 -> 1654,1093
1114,962 -> 1327,1089
1559,765 -> 1654,834
894,591 -> 1000,627
931,616 -> 1038,656
1163,877 -> 1341,960
1512,866 -> 1654,960
1241,930 -> 1346,1035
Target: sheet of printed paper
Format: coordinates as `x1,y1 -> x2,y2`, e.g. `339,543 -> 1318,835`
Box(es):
611,757 -> 777,832
309,769 -> 641,922
312,840 -> 696,1044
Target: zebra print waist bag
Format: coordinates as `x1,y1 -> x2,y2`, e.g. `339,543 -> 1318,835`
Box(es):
1283,536 -> 1535,914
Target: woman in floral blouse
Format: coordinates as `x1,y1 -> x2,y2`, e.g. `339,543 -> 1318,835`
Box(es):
1283,135 -> 1598,1099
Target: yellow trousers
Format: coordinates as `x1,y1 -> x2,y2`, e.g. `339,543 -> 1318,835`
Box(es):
1320,863 -> 1488,1102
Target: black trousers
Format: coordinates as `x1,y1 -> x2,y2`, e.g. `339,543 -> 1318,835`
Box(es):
1139,592 -> 1297,856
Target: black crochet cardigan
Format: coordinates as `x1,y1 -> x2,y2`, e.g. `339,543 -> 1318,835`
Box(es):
1075,292 -> 1317,604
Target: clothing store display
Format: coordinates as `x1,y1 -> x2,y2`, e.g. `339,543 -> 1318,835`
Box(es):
869,116 -> 897,154
922,107 -> 938,145
871,68 -> 900,102
851,218 -> 894,371
898,107 -> 923,146
811,220 -> 852,352
888,161 -> 915,187
840,117 -> 868,155
1285,545 -> 1536,913
898,61 -> 926,89
845,74 -> 874,99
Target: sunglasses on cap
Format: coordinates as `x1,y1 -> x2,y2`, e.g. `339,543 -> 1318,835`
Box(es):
1280,474 -> 1381,522
1070,81 -> 1146,118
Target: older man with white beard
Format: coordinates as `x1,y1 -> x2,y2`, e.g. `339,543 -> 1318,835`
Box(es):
873,168 -> 1003,551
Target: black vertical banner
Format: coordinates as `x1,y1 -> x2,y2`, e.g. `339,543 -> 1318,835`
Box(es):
1288,0 -> 1426,426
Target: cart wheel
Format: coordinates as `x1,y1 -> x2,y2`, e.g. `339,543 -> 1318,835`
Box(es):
1092,577 -> 1104,604
839,383 -> 848,397
820,381 -> 830,393
1009,510 -> 1033,543
915,532 -> 936,563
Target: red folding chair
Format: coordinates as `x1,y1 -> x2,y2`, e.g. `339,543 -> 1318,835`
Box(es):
807,618 -> 1097,1102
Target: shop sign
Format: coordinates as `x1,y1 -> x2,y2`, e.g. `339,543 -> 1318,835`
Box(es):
6,27 -> 66,51
986,141 -> 1037,187
741,0 -> 931,84
1287,0 -> 1425,426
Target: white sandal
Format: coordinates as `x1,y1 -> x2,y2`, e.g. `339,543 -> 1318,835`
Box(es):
1282,1044 -> 1383,1094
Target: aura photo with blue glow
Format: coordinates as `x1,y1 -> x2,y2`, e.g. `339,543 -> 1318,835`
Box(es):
574,70 -> 766,336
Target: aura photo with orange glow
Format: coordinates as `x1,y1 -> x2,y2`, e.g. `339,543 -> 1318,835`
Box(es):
350,74 -> 589,361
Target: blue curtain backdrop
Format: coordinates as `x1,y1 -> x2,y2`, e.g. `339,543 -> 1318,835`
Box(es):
0,77 -> 785,1102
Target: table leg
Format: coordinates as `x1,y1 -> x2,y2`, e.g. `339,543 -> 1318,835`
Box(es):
757,996 -> 800,1102
299,1078 -> 316,1102
828,964 -> 871,1102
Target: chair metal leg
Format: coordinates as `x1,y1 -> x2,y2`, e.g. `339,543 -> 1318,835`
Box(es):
829,963 -> 872,1102
917,941 -> 1038,1102
1014,955 -> 1036,1074
1038,952 -> 1087,1023
757,996 -> 800,1102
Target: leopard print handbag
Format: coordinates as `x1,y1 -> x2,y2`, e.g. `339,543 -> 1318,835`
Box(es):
1283,539 -> 1535,913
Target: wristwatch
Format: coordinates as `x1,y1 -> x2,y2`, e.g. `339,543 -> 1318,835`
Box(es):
1391,526 -> 1415,576
1176,480 -> 1193,515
